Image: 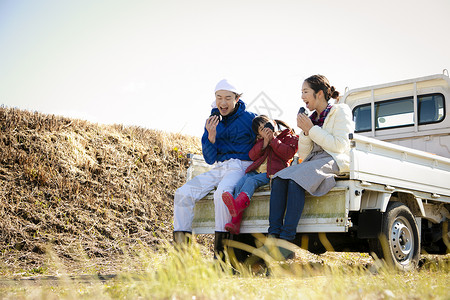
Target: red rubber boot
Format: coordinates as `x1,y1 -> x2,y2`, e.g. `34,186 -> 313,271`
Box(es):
222,192 -> 250,218
225,212 -> 243,235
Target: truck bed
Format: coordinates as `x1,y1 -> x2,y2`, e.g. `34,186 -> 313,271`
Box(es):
349,133 -> 450,199
189,133 -> 450,234
192,181 -> 351,234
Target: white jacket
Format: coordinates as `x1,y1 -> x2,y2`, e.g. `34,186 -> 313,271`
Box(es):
297,103 -> 355,173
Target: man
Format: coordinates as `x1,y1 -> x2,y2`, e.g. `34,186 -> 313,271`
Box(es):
173,79 -> 256,257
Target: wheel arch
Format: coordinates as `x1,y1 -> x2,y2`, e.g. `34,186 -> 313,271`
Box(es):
358,191 -> 423,242
391,192 -> 425,218
360,189 -> 425,216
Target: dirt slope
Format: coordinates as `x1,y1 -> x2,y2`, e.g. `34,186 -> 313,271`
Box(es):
0,106 -> 202,274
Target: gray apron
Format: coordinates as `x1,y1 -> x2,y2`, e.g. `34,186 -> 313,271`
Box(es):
274,143 -> 339,196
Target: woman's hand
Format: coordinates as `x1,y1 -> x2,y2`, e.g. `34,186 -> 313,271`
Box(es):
261,127 -> 274,148
297,113 -> 314,136
205,115 -> 220,143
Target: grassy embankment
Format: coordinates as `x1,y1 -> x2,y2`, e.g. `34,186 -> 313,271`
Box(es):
0,106 -> 449,299
0,106 -> 203,275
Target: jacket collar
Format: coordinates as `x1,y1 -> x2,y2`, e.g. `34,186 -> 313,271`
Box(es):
276,128 -> 292,139
211,99 -> 247,123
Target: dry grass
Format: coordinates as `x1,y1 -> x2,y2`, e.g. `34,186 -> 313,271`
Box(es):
0,105 -> 204,275
0,241 -> 448,299
0,106 -> 448,299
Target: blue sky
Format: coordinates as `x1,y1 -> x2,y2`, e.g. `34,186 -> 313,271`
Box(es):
1,0 -> 449,136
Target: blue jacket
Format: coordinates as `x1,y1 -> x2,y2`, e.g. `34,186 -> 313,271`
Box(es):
202,100 -> 257,165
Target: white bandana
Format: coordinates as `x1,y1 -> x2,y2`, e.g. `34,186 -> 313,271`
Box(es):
212,79 -> 239,108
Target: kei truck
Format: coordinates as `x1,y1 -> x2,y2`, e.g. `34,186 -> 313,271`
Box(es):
187,70 -> 450,271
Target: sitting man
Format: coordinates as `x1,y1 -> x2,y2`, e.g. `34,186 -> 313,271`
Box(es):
173,79 -> 257,257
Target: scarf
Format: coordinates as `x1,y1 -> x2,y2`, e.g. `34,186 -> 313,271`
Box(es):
310,104 -> 333,127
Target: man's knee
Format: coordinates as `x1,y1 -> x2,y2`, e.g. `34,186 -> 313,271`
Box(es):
174,187 -> 185,201
174,185 -> 196,208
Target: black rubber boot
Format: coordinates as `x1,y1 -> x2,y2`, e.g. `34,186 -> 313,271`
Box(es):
214,231 -> 230,260
277,238 -> 295,260
173,231 -> 192,244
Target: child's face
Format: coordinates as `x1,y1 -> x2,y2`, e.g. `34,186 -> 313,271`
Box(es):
215,90 -> 238,116
257,121 -> 274,138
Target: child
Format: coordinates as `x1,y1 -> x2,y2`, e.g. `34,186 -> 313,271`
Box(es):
222,115 -> 299,234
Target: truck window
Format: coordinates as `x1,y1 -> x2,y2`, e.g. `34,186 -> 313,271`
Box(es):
376,98 -> 414,129
419,94 -> 445,124
353,93 -> 445,132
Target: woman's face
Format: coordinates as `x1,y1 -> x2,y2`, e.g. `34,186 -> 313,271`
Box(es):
301,81 -> 320,111
215,90 -> 238,116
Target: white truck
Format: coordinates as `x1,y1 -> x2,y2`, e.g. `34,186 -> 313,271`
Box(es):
188,71 -> 450,270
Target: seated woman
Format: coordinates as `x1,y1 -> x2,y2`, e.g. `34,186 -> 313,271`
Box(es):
268,74 -> 355,259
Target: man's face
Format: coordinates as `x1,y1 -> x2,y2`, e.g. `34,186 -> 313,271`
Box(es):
215,90 -> 238,116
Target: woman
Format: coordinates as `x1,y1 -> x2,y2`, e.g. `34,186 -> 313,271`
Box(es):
268,74 -> 354,259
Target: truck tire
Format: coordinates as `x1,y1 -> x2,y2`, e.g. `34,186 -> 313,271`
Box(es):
228,233 -> 257,262
369,201 -> 420,271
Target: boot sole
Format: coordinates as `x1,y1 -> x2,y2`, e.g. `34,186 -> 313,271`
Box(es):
225,223 -> 240,235
222,192 -> 238,217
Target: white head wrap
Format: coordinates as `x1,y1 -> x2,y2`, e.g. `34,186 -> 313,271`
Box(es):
214,79 -> 239,94
211,79 -> 240,108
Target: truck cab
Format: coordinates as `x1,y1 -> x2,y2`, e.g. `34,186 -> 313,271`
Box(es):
343,71 -> 449,159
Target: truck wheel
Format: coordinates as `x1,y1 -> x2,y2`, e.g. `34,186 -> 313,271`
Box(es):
369,201 -> 420,271
228,233 -> 257,263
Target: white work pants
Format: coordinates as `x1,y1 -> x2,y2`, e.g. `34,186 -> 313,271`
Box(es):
173,158 -> 251,232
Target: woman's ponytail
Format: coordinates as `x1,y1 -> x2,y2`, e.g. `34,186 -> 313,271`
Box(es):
329,86 -> 339,99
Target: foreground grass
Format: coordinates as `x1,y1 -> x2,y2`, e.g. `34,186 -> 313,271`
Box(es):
0,241 -> 449,300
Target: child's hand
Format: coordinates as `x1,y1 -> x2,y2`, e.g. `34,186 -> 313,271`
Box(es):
206,115 -> 220,143
261,127 -> 274,148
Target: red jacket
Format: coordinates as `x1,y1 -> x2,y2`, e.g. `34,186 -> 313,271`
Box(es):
246,129 -> 299,177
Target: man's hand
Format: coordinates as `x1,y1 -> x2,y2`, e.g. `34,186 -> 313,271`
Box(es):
205,115 -> 220,143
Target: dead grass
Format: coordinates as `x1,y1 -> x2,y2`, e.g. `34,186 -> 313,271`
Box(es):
0,105 -> 447,281
0,105 -> 203,275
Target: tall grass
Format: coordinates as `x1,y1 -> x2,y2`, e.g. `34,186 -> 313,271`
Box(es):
1,239 -> 449,299
1,106 -> 449,299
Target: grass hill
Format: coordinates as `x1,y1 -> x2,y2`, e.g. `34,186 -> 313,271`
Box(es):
0,106 -> 203,275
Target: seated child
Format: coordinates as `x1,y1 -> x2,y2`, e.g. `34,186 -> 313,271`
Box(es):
222,115 -> 299,234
